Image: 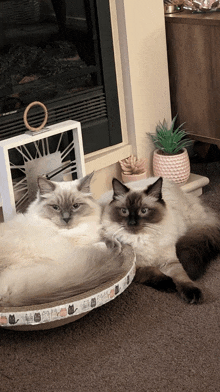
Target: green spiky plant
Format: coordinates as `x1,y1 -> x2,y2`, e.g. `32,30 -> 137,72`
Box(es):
149,114 -> 192,155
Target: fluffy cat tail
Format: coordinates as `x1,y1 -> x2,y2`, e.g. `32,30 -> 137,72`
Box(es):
176,225 -> 220,280
42,243 -> 133,304
0,244 -> 134,307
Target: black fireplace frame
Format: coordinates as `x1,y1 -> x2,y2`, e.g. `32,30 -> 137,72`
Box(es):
0,0 -> 122,155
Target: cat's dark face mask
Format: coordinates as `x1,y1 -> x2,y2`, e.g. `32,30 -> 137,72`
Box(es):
110,177 -> 166,234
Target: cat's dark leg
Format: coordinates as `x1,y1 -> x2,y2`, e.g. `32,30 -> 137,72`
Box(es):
160,260 -> 203,304
134,266 -> 176,293
176,225 -> 220,280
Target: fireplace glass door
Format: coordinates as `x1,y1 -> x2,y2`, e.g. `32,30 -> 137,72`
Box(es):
0,0 -> 122,153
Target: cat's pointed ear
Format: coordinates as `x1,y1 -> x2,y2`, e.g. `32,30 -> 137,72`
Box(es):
145,177 -> 163,201
38,176 -> 56,195
112,178 -> 130,199
77,172 -> 94,193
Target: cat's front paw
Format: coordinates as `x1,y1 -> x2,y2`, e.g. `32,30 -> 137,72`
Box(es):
176,283 -> 203,304
105,238 -> 122,253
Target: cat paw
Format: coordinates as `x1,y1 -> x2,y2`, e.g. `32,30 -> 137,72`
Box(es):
176,283 -> 203,304
105,238 -> 122,253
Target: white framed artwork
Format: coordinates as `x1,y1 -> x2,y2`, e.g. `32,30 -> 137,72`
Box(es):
0,120 -> 86,221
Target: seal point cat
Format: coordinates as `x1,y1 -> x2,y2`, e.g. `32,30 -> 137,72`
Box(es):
100,176 -> 220,304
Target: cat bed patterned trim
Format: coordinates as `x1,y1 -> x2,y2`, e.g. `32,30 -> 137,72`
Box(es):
0,253 -> 136,331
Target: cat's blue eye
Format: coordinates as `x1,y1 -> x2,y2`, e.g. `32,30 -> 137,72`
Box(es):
141,208 -> 148,214
52,205 -> 60,211
73,203 -> 80,209
121,208 -> 128,215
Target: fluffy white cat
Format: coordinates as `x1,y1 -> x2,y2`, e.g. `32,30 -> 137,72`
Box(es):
0,173 -> 128,307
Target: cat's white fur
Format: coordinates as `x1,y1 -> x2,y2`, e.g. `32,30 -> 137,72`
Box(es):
0,175 -> 128,307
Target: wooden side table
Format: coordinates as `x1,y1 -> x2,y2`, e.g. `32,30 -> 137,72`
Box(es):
165,11 -> 220,146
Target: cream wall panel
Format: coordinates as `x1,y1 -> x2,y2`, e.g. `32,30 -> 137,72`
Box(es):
123,0 -> 172,170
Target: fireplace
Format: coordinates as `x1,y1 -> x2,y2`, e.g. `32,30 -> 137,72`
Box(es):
0,0 -> 122,154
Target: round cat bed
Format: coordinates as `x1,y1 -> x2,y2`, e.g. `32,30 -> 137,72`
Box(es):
0,249 -> 136,331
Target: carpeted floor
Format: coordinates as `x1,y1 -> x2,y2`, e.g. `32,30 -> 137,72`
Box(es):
1,159 -> 220,392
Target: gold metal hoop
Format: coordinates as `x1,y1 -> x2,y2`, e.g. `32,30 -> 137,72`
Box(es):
23,101 -> 48,132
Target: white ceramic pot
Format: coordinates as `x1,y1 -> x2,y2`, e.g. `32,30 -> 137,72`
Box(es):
153,148 -> 190,184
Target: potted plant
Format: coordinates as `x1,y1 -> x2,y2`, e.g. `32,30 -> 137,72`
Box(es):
119,155 -> 148,183
149,115 -> 192,184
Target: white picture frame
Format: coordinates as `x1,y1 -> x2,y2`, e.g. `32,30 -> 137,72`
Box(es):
0,120 -> 86,221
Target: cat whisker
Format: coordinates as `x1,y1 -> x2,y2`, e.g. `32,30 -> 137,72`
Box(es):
143,224 -> 162,234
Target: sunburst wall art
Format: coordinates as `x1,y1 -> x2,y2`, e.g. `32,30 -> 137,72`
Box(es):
0,119 -> 85,221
